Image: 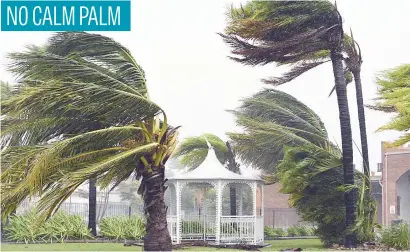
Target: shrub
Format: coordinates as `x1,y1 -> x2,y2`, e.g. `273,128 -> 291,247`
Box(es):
274,228 -> 286,237
379,223 -> 410,250
99,216 -> 145,240
4,211 -> 91,243
264,227 -> 287,238
43,212 -> 92,242
295,226 -> 310,236
264,226 -> 275,237
4,212 -> 42,243
286,226 -> 300,237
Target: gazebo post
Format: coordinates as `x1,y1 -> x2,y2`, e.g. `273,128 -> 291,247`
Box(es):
253,181 -> 257,245
176,180 -> 181,244
238,185 -> 243,216
215,180 -> 222,245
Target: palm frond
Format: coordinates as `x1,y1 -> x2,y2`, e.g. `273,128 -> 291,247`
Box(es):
369,64 -> 410,146
229,89 -> 331,172
172,133 -> 228,170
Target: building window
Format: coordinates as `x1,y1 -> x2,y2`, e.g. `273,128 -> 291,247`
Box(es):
397,196 -> 401,216
377,163 -> 382,172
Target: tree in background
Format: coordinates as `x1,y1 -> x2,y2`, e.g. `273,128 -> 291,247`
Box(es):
220,1 -> 357,246
1,81 -> 12,101
229,89 -> 375,246
1,32 -> 179,251
368,64 -> 410,146
172,133 -> 240,215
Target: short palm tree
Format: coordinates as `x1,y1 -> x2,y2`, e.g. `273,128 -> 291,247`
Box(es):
229,88 -> 375,246
172,133 -> 240,215
0,32 -> 178,251
368,64 -> 410,146
220,1 -> 357,247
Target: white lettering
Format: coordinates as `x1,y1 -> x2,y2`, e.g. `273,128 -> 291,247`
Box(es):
33,6 -> 42,26
88,6 -> 98,25
99,6 -> 107,26
79,6 -> 89,25
18,6 -> 28,26
109,6 -> 120,25
7,6 -> 17,25
42,6 -> 52,25
63,6 -> 75,25
53,6 -> 61,25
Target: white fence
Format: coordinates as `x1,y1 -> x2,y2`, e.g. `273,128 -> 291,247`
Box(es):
17,200 -> 143,224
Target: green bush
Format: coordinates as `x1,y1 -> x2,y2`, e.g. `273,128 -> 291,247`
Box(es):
286,226 -> 300,237
99,216 -> 145,240
43,212 -> 92,242
379,223 -> 410,250
274,228 -> 286,237
295,226 -> 311,236
4,211 -> 91,243
4,212 -> 42,243
264,227 -> 286,238
264,226 -> 275,237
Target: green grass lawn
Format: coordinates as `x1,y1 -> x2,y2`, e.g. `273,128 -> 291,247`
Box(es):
1,239 -> 324,251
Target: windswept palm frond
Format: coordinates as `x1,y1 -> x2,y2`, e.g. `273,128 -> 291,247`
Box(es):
172,133 -> 228,170
228,89 -> 331,173
369,64 -> 410,147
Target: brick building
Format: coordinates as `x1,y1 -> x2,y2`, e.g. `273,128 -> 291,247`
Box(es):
380,142 -> 410,225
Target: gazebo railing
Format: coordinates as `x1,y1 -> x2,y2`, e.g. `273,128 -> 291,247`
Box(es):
220,216 -> 256,243
181,214 -> 216,240
255,216 -> 264,243
167,215 -> 178,242
167,214 -> 264,244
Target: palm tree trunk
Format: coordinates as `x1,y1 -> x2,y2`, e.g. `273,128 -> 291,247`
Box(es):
353,71 -> 370,186
229,186 -> 237,216
143,170 -> 172,251
331,49 -> 356,248
88,178 -> 97,236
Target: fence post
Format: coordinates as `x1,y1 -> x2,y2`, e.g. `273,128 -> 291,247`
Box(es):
128,205 -> 132,218
272,209 -> 275,228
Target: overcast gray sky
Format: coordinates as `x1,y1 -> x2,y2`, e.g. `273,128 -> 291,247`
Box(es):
1,0 -> 409,173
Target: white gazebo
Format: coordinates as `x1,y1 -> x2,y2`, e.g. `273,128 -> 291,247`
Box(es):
166,143 -> 264,245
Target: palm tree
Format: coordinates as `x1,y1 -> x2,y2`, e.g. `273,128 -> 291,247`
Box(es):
229,89 -> 375,246
220,1 -> 356,247
172,133 -> 240,215
0,32 -> 179,251
368,64 -> 410,146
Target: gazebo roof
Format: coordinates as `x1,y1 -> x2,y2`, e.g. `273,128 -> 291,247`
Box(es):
167,146 -> 261,181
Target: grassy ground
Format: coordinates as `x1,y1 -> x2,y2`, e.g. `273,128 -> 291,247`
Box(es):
1,239 -> 325,251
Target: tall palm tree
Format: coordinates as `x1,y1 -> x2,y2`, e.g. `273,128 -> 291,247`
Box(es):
368,64 -> 410,146
220,1 -> 356,247
0,32 -> 179,251
172,133 -> 240,215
